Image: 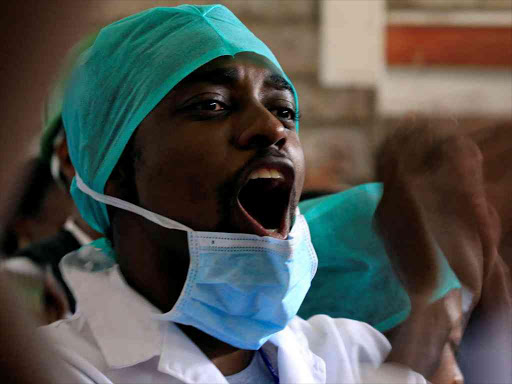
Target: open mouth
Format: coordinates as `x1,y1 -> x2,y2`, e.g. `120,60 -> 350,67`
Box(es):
237,166 -> 294,239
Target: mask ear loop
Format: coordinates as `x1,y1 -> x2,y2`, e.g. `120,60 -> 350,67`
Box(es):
75,174 -> 193,232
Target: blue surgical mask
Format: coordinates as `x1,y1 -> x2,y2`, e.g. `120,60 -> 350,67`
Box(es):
76,175 -> 318,350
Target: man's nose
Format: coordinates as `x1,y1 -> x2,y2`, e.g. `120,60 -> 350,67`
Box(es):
235,103 -> 287,150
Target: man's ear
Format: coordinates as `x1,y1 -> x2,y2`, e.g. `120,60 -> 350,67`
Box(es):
104,160 -> 134,201
104,169 -> 123,199
105,136 -> 140,204
104,168 -> 126,238
55,132 -> 75,186
104,157 -> 139,243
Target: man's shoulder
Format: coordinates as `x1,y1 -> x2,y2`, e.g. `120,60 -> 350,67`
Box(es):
289,314 -> 390,343
288,315 -> 391,364
39,311 -> 108,371
286,316 -> 427,383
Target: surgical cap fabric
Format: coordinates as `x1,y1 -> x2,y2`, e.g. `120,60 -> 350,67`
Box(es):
298,183 -> 461,332
40,31 -> 99,165
63,5 -> 298,233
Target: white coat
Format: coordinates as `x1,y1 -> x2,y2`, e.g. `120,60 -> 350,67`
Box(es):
39,244 -> 427,384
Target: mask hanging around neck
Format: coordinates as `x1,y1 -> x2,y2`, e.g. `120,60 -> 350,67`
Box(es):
75,173 -> 318,349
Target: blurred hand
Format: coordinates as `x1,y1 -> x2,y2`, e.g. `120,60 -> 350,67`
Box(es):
374,121 -> 500,381
375,123 -> 494,307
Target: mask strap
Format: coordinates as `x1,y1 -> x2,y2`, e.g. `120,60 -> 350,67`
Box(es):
75,174 -> 193,232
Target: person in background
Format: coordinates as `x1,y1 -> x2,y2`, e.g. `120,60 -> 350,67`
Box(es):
0,2 -> 109,383
457,122 -> 512,384
0,158 -> 72,325
297,119 -> 510,383
0,158 -> 72,255
10,31 -> 103,314
40,5 -> 428,383
1,32 -> 103,323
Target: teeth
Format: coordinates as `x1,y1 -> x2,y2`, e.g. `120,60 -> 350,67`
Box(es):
249,168 -> 284,180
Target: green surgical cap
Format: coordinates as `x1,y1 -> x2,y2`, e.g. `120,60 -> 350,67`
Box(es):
40,31 -> 99,164
63,4 -> 298,233
299,183 -> 461,332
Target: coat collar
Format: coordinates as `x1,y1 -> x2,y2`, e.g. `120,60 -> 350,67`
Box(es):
61,243 -> 163,369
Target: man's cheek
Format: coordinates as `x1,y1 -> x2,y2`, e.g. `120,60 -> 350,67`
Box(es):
185,173 -> 220,202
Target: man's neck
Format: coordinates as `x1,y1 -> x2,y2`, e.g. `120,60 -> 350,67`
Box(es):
177,324 -> 254,376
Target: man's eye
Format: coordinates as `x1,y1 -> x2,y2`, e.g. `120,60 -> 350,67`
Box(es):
192,100 -> 226,112
271,107 -> 295,121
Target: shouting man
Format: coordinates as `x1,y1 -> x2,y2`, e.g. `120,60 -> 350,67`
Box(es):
41,5 -> 426,383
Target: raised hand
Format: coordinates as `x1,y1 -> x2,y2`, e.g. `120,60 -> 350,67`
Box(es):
374,121 -> 501,382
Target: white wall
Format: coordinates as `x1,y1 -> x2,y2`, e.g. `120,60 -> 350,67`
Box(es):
380,68 -> 512,117
320,0 -> 512,117
320,0 -> 385,88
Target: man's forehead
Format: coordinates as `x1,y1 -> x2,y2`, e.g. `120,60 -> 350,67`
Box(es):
197,53 -> 276,72
176,54 -> 294,96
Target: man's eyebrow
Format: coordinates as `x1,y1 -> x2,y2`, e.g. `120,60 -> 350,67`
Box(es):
179,67 -> 241,87
264,74 -> 294,95
172,68 -> 294,99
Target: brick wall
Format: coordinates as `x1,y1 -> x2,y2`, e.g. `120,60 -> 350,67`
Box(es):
388,0 -> 512,10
